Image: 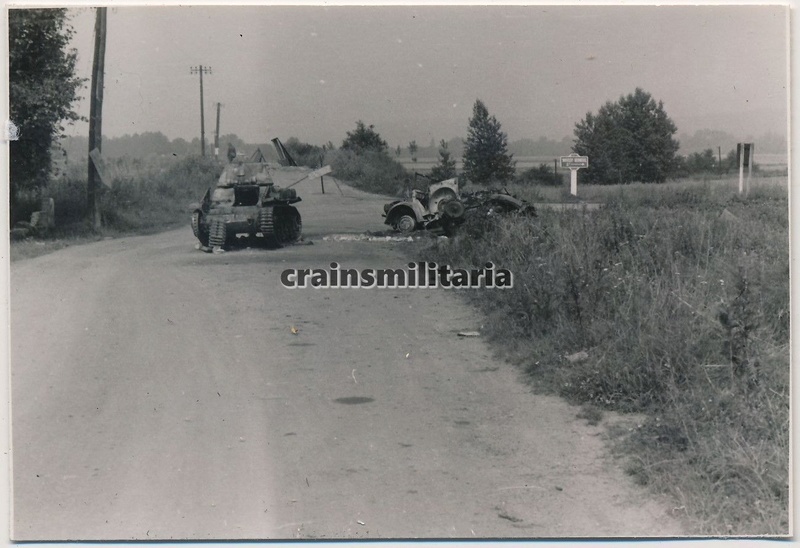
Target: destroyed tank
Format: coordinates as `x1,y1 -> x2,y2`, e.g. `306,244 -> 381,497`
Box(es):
191,146 -> 302,249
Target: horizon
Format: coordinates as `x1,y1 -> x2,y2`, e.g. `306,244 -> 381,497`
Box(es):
56,127 -> 789,158
50,5 -> 788,150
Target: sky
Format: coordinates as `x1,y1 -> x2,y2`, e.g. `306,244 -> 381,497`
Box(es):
52,4 -> 789,148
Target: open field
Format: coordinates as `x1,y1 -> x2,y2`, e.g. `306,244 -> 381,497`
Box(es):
505,174 -> 789,203
398,155 -> 789,174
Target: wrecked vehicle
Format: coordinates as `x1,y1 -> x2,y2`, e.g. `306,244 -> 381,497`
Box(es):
460,187 -> 536,217
383,174 -> 534,235
383,176 -> 466,235
191,139 -> 313,250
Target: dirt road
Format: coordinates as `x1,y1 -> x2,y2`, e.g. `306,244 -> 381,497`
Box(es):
9,177 -> 684,540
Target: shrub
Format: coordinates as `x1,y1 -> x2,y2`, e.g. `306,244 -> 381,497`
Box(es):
283,137 -> 326,168
327,148 -> 408,196
516,163 -> 564,186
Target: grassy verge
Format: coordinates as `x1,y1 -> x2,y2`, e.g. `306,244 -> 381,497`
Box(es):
421,176 -> 789,535
11,155 -> 221,262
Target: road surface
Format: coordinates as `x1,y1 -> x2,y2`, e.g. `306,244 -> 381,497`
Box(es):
9,176 -> 684,540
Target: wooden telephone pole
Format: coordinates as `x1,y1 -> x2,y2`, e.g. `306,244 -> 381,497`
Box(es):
87,7 -> 107,229
214,102 -> 221,160
189,65 -> 212,156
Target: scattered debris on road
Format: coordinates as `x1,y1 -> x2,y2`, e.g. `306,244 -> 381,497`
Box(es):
322,233 -> 415,242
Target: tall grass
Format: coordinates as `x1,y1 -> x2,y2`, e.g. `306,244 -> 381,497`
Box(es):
46,155 -> 220,230
11,155 -> 221,261
423,178 -> 789,534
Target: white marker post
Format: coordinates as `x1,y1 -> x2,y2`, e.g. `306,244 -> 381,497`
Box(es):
559,154 -> 589,196
737,143 -> 754,196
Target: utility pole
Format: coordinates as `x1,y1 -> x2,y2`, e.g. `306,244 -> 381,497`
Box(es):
214,102 -> 221,160
189,65 -> 212,156
87,7 -> 107,230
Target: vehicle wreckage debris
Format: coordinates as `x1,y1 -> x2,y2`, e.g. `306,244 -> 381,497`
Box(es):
382,174 -> 535,236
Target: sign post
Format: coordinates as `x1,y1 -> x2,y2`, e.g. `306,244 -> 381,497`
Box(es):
736,143 -> 754,196
559,154 -> 589,196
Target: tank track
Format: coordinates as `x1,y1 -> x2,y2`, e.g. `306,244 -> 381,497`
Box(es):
208,219 -> 227,248
259,206 -> 301,246
192,211 -> 210,246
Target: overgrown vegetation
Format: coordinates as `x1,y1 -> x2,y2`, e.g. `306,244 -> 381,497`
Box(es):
422,177 -> 789,535
14,155 -> 219,247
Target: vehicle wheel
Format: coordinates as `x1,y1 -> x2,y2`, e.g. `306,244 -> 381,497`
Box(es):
441,199 -> 465,219
209,219 -> 227,248
395,214 -> 417,234
191,211 -> 209,246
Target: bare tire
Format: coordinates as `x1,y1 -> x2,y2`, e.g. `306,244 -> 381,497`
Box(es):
395,214 -> 417,234
441,199 -> 465,219
191,211 -> 209,247
209,219 -> 227,248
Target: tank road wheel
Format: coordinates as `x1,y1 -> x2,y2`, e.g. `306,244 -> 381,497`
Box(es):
191,211 -> 209,247
258,207 -> 279,247
395,214 -> 417,234
209,219 -> 227,249
276,209 -> 302,245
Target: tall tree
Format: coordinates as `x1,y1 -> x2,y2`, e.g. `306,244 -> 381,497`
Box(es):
430,140 -> 457,181
408,140 -> 418,163
573,88 -> 679,184
9,9 -> 85,217
462,99 -> 516,184
341,120 -> 387,154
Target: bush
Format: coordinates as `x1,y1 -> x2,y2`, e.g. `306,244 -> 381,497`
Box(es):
516,163 -> 564,186
327,148 -> 408,196
283,137 -> 326,168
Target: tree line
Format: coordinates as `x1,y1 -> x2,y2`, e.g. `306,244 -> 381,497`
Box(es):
10,9 -> 786,225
